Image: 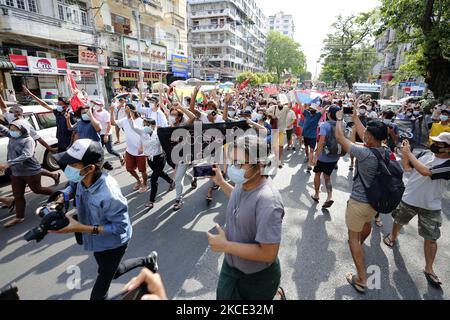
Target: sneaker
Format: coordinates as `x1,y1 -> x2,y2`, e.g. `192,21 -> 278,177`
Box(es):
144,251 -> 159,273
168,181 -> 175,191
173,199 -> 183,211
103,161 -> 114,171
145,202 -> 154,209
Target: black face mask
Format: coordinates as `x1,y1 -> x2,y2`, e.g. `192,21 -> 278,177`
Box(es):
430,144 -> 447,154
278,106 -> 283,111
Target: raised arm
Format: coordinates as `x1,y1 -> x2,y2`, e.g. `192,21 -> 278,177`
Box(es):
127,117 -> 144,136
335,109 -> 353,153
190,86 -> 201,112
174,102 -> 195,121
22,86 -> 53,111
87,108 -> 101,133
0,94 -> 7,114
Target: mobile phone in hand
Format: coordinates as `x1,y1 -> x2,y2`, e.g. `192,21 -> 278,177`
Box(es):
193,165 -> 215,178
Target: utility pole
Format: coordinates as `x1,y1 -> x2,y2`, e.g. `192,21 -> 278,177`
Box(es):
89,1 -> 107,103
132,9 -> 145,92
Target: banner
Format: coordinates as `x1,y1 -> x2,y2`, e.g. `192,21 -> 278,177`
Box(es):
264,86 -> 278,95
67,73 -> 88,112
157,121 -> 251,165
122,36 -> 167,71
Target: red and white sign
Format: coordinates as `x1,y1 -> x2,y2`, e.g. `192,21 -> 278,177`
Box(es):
68,69 -> 82,81
27,56 -> 59,74
79,46 -> 98,65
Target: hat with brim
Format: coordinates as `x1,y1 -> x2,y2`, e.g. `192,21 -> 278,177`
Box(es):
310,103 -> 319,111
431,132 -> 450,145
91,98 -> 104,106
53,139 -> 104,166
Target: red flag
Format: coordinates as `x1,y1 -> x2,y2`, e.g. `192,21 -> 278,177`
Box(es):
239,78 -> 251,91
67,73 -> 88,112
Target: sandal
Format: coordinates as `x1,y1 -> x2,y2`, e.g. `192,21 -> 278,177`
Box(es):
275,287 -> 287,300
423,271 -> 442,288
120,157 -> 125,166
310,195 -> 320,203
4,218 -> 24,228
383,234 -> 395,248
206,196 -> 213,204
346,273 -> 366,294
322,200 -> 334,209
114,141 -> 120,145
173,200 -> 183,211
191,179 -> 197,189
133,182 -> 142,191
138,186 -> 148,194
212,184 -> 220,191
375,218 -> 383,227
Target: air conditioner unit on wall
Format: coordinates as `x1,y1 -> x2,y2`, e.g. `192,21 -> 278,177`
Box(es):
104,25 -> 114,33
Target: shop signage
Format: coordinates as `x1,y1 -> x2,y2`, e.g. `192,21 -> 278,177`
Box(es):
79,46 -> 98,65
171,54 -> 189,78
122,36 -> 167,71
10,55 -> 67,74
27,56 -> 59,74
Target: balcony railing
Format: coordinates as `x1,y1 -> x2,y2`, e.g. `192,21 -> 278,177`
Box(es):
0,4 -> 94,34
190,8 -> 239,20
164,11 -> 185,30
191,23 -> 238,33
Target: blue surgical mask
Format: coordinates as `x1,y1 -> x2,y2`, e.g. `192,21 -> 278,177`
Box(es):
227,165 -> 248,185
144,126 -> 153,135
64,166 -> 86,183
413,111 -> 420,116
256,114 -> 264,122
81,114 -> 90,122
440,115 -> 448,122
56,106 -> 64,112
9,130 -> 22,138
5,113 -> 16,124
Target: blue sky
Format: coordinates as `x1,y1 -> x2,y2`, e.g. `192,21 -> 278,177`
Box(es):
259,0 -> 381,76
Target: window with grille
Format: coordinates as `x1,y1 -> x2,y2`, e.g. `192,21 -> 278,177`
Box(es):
4,0 -> 38,12
57,0 -> 89,26
111,13 -> 131,34
141,24 -> 156,42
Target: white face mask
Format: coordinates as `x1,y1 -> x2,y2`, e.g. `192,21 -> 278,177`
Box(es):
228,111 -> 236,117
359,109 -> 367,115
169,115 -> 177,124
5,112 -> 16,124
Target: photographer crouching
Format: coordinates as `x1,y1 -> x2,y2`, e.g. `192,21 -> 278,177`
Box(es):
207,135 -> 285,300
50,139 -> 132,300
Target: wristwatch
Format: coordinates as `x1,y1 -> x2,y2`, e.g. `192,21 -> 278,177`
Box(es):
92,225 -> 99,236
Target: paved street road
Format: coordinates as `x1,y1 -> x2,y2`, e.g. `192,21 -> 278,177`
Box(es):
0,142 -> 449,300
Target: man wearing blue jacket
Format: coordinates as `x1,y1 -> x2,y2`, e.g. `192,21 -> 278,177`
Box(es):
51,139 -> 132,300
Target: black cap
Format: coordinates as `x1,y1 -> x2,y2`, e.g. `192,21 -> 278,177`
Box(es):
53,139 -> 104,166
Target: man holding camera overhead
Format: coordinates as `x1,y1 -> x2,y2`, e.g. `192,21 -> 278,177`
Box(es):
50,139 -> 132,300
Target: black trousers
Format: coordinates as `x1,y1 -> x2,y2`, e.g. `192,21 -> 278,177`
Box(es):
148,154 -> 173,203
91,243 -> 128,300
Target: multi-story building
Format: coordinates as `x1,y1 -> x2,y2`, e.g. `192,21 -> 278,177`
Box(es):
373,27 -> 425,99
0,0 -> 98,102
267,11 -> 294,39
0,0 -> 189,102
92,0 -> 188,96
187,0 -> 266,81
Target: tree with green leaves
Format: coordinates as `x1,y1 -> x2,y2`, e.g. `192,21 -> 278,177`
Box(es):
319,13 -> 379,89
236,72 -> 276,85
378,0 -> 450,100
264,31 -> 307,82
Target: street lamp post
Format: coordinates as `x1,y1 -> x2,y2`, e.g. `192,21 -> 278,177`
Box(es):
132,9 -> 145,92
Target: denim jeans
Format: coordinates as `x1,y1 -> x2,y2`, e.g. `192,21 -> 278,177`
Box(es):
175,162 -> 194,200
101,134 -> 121,158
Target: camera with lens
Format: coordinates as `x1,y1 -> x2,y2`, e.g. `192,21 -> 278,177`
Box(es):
24,192 -> 70,243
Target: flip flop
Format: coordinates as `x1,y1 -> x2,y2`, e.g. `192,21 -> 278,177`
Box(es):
383,234 -> 395,248
133,182 -> 141,191
375,218 -> 383,227
346,273 -> 366,294
4,218 -> 24,228
322,200 -> 334,209
206,196 -> 213,204
423,271 -> 442,288
310,195 -> 320,203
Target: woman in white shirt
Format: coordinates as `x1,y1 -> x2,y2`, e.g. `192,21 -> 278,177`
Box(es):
128,117 -> 174,210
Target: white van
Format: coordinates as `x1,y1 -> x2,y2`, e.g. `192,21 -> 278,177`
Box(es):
0,104 -> 59,176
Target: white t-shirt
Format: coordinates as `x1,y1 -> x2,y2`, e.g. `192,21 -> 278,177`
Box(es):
136,102 -> 168,128
267,105 -> 290,131
116,117 -> 144,156
200,112 -> 225,124
286,110 -> 296,130
115,104 -> 127,120
93,109 -> 110,135
402,152 -> 450,211
366,111 -> 378,119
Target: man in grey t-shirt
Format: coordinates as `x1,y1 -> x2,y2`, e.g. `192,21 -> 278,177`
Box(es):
335,107 -> 389,294
207,135 -> 285,300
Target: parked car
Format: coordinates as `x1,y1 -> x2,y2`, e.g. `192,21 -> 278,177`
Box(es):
0,104 -> 59,176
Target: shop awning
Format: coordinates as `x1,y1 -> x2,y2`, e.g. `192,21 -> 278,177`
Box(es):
0,60 -> 16,70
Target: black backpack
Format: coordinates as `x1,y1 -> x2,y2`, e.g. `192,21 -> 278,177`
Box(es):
324,122 -> 346,156
354,148 -> 405,213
